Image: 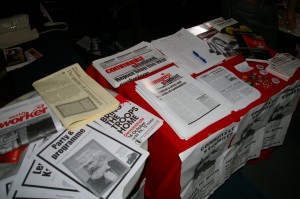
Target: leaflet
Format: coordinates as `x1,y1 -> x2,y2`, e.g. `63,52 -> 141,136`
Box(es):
95,94 -> 163,146
135,64 -> 232,140
92,41 -> 170,88
151,28 -> 226,75
31,123 -> 149,199
0,95 -> 63,154
196,66 -> 261,111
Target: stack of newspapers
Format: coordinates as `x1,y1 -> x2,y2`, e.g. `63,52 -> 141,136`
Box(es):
3,123 -> 149,199
135,64 -> 261,140
0,92 -> 165,198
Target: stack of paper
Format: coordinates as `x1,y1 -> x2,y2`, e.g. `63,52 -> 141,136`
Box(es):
6,123 -> 149,199
151,28 -> 226,75
135,64 -> 232,140
266,53 -> 300,81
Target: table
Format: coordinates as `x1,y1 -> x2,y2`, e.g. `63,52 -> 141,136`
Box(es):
86,52 -> 300,199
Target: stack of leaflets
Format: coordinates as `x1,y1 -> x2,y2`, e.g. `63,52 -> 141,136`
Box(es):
151,28 -> 226,75
135,64 -> 232,140
5,122 -> 149,199
95,94 -> 163,146
266,53 -> 300,81
32,63 -> 120,131
92,41 -> 170,88
0,95 -> 63,155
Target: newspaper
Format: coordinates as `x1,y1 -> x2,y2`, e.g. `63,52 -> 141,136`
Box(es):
0,95 -> 63,155
92,41 -> 170,88
30,122 -> 149,199
32,63 -> 120,131
95,94 -> 163,146
7,139 -> 88,199
135,64 -> 232,140
196,66 -> 261,111
179,122 -> 237,199
151,28 -> 226,75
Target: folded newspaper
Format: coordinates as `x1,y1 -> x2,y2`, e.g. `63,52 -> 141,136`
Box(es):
92,41 -> 170,88
17,123 -> 149,199
0,95 -> 63,155
32,63 -> 119,131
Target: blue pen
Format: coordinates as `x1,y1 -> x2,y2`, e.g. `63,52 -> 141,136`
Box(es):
192,50 -> 207,64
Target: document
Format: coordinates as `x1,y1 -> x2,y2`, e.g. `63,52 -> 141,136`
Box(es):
95,94 -> 163,146
0,95 -> 63,154
196,66 -> 261,111
92,41 -> 170,88
135,64 -> 232,140
31,123 -> 149,199
32,63 -> 119,131
151,28 -> 226,75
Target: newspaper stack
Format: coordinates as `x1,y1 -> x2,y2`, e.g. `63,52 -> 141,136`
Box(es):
92,41 -> 170,88
266,53 -> 300,81
0,95 -> 63,155
4,123 -> 149,199
135,64 -> 232,140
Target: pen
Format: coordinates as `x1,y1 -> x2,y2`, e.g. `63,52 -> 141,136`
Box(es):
192,50 -> 207,63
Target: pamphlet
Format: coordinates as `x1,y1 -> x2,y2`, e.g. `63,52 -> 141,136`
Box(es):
95,94 -> 163,146
32,63 -> 119,131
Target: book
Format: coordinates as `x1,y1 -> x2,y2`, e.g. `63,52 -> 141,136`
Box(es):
135,64 -> 232,140
95,94 -> 163,146
234,31 -> 273,63
0,95 -> 63,155
32,63 -> 119,131
266,53 -> 300,81
92,41 -> 170,88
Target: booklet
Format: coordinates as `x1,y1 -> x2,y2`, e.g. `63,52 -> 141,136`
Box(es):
92,41 -> 170,88
135,64 -> 232,140
95,94 -> 163,146
234,31 -> 273,63
0,95 -> 63,155
32,63 -> 119,131
31,123 -> 149,199
151,28 -> 226,75
266,53 -> 300,81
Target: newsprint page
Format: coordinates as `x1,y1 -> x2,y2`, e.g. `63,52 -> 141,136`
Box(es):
12,123 -> 149,199
32,63 -> 119,131
135,64 -> 232,139
92,41 -> 170,88
0,96 -> 63,155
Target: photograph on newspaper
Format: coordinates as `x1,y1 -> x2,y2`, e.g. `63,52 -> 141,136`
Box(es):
62,139 -> 129,197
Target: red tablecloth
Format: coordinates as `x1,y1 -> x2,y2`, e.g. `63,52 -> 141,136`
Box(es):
86,54 -> 300,199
